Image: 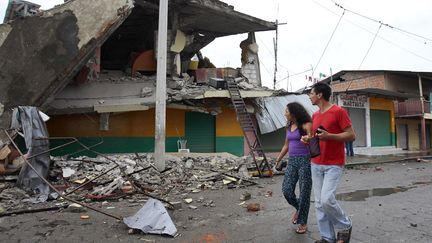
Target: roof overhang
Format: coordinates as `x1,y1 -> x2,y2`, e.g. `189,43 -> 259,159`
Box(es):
334,88 -> 418,99
138,0 -> 277,37
321,70 -> 432,84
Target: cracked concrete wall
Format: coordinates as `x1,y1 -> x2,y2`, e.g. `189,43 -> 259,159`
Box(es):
0,0 -> 133,143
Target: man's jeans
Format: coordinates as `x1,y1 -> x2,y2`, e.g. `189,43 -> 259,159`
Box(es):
311,163 -> 351,242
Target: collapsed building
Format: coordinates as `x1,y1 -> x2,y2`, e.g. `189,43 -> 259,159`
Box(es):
0,0 -> 320,230
0,0 -> 317,167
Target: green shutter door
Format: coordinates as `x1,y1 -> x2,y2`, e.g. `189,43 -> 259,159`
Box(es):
370,109 -> 391,146
185,112 -> 215,152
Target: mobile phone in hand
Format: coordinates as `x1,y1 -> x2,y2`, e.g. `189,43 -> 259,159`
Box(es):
316,125 -> 327,134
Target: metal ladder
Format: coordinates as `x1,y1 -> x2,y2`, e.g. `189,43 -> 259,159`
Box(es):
225,77 -> 273,177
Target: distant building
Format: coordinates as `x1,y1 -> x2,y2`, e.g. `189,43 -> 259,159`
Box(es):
321,70 -> 432,151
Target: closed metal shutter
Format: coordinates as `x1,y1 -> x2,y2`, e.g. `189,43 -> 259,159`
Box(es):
345,107 -> 366,147
370,109 -> 391,146
185,112 -> 215,152
398,124 -> 408,149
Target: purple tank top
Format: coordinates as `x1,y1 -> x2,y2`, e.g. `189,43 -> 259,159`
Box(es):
287,128 -> 310,156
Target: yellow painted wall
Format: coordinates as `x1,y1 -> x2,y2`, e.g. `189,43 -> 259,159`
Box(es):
408,121 -> 420,150
47,109 -> 185,137
216,107 -> 243,136
369,97 -> 395,132
166,109 -> 185,136
396,119 -> 432,150
48,106 -> 244,138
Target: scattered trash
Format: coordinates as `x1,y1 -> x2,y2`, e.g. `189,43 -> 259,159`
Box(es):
184,198 -> 193,204
123,198 -> 177,236
80,215 -> 90,219
66,203 -> 87,213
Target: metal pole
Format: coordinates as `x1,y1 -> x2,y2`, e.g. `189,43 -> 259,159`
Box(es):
154,0 -> 168,171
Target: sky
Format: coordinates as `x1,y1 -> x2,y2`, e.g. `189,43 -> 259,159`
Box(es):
1,0 -> 432,91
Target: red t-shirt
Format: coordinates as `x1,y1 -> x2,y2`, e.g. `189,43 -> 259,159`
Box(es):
311,105 -> 352,166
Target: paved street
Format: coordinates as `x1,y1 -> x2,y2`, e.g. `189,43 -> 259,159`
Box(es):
1,160 -> 431,243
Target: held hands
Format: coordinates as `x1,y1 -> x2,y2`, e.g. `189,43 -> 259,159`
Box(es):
300,135 -> 311,144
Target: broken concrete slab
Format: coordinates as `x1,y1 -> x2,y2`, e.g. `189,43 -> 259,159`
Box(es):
0,0 -> 134,137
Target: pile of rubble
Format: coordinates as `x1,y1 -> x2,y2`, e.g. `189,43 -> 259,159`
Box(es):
0,152 -> 259,214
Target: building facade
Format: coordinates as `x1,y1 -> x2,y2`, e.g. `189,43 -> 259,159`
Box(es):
323,70 -> 432,150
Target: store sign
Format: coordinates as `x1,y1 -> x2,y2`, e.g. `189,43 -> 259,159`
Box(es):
338,94 -> 368,108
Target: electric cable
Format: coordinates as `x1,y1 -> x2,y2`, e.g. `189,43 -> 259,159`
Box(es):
301,9 -> 345,92
358,23 -> 382,69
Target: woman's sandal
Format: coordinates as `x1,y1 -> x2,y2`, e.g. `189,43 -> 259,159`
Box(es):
295,224 -> 307,234
336,226 -> 352,243
291,212 -> 298,224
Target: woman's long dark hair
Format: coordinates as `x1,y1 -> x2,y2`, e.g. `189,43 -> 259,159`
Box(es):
287,102 -> 312,135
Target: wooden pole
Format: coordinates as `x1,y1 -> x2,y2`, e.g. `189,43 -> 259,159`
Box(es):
419,74 -> 427,151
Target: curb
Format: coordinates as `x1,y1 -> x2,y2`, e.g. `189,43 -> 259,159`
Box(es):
345,155 -> 428,167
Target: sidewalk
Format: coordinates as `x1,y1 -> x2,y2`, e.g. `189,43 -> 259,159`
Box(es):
346,146 -> 432,166
268,146 -> 432,166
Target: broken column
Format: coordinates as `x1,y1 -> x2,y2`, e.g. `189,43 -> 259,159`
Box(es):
240,32 -> 261,87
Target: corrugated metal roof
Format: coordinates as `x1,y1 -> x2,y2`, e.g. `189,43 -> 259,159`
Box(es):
255,94 -> 318,134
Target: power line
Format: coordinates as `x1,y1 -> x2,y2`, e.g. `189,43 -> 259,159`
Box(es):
257,34 -> 291,74
358,23 -> 382,69
330,0 -> 432,44
312,10 -> 345,77
259,59 -> 273,77
276,68 -> 313,83
302,8 -> 345,91
256,36 -> 274,58
311,0 -> 432,64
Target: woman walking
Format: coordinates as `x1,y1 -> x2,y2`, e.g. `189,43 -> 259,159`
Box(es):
275,102 -> 313,234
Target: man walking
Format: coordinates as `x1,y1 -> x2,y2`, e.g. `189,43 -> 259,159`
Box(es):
305,83 -> 355,243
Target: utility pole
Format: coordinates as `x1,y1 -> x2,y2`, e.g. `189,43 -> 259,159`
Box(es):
154,0 -> 168,171
273,20 -> 278,90
272,20 -> 287,90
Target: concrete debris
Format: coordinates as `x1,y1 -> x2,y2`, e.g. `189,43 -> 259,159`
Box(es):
237,81 -> 256,90
246,203 -> 260,212
240,192 -> 251,201
62,167 -> 76,178
140,87 -> 153,97
0,152 -> 261,215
